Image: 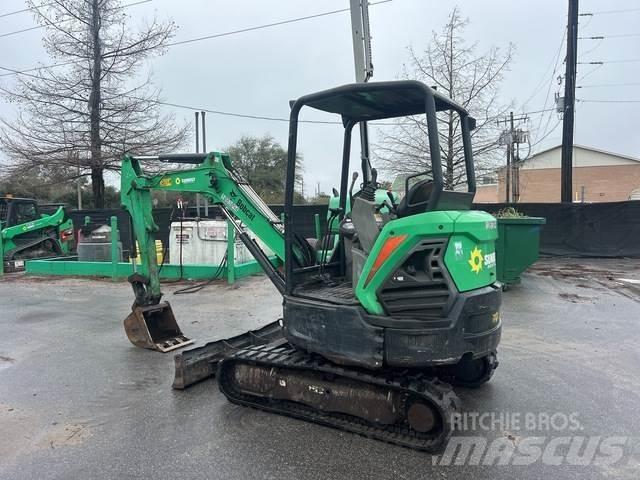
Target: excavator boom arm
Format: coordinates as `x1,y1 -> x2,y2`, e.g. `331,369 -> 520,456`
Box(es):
120,152 -> 287,305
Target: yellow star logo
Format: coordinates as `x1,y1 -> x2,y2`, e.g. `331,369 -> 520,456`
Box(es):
468,246 -> 484,274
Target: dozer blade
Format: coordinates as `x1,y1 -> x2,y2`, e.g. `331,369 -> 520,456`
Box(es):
124,301 -> 193,353
172,320 -> 285,389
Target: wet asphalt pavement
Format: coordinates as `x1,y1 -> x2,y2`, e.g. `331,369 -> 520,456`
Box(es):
0,258 -> 639,479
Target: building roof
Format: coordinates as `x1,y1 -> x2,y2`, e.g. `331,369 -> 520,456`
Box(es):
524,143 -> 640,162
490,144 -> 640,174
528,144 -> 640,164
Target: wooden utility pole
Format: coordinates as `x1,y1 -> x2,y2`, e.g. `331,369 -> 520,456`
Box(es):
497,112 -> 528,203
505,134 -> 511,203
561,0 -> 579,203
509,111 -> 515,202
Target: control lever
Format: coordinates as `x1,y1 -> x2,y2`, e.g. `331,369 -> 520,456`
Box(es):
387,191 -> 398,210
349,171 -> 359,208
375,191 -> 398,216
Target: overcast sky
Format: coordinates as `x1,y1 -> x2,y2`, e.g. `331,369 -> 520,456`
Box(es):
1,0 -> 639,194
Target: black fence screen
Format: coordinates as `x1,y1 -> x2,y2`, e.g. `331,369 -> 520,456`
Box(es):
475,201 -> 640,257
69,204 -> 329,257
68,201 -> 640,259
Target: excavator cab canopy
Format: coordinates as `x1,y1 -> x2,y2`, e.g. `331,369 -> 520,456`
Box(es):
301,80 -> 476,124
284,80 -> 478,294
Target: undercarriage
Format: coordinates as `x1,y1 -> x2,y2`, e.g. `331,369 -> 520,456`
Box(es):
217,343 -> 461,451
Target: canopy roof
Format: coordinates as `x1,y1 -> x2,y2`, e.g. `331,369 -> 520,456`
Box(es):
298,80 -> 471,123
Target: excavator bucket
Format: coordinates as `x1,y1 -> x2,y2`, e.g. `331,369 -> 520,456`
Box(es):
123,301 -> 193,353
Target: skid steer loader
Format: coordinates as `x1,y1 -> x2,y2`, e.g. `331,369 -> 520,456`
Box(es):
1,197 -> 74,272
120,80 -> 502,451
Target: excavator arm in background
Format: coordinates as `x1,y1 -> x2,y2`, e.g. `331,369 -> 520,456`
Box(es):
120,152 -> 291,352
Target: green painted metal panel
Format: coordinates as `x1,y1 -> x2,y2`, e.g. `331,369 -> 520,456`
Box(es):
444,211 -> 499,292
354,211 -> 456,315
25,256 -> 279,281
354,210 -> 499,314
0,227 -> 4,275
495,217 -> 546,285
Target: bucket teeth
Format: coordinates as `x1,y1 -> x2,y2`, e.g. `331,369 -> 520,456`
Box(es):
123,301 -> 193,352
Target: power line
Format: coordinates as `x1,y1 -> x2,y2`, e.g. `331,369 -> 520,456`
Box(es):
164,0 -> 391,49
522,29 -> 566,109
513,107 -> 556,117
601,59 -> 640,64
525,107 -> 556,115
145,97 -> 406,126
0,24 -> 43,39
0,0 -> 153,39
579,7 -> 640,15
0,68 -> 396,127
579,59 -> 640,65
0,2 -> 55,19
578,98 -> 640,103
577,38 -> 603,59
519,98 -> 581,197
577,82 -> 640,88
535,29 -> 565,144
530,118 -> 562,149
577,63 -> 602,83
601,33 -> 640,38
579,33 -> 640,39
150,98 -> 340,125
0,60 -> 77,78
0,0 -> 392,78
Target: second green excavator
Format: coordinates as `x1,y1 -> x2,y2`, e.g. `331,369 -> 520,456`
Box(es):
120,80 -> 502,451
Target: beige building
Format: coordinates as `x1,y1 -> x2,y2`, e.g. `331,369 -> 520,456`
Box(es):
474,145 -> 640,203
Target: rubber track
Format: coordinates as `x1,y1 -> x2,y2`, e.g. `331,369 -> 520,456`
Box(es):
217,344 -> 460,452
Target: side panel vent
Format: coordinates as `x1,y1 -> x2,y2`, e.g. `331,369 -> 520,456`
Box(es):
378,240 -> 454,323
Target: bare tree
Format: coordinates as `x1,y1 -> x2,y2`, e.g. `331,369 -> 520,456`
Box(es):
0,0 -> 188,208
375,7 -> 513,189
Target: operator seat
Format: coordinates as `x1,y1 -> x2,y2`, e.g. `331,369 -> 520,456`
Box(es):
396,179 -> 434,218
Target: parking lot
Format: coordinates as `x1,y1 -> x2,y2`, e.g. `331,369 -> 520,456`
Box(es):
1,258 -> 639,480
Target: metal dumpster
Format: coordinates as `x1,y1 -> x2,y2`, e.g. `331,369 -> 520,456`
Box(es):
496,216 -> 546,286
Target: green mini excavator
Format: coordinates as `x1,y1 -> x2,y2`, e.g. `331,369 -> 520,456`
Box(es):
120,81 -> 502,451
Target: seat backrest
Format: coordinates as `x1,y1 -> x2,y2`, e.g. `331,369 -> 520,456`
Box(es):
396,180 -> 474,218
396,179 -> 433,218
